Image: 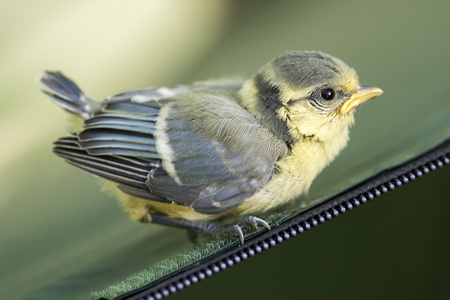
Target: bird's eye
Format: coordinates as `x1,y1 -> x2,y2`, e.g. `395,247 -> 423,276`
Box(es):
321,88 -> 335,101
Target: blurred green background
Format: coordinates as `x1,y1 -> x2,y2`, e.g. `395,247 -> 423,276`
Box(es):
0,0 -> 449,299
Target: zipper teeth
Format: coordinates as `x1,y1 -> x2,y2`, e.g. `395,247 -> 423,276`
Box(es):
129,151 -> 450,300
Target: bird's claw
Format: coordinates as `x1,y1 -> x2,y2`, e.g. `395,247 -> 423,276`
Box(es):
184,215 -> 271,245
247,216 -> 271,231
232,216 -> 271,245
233,225 -> 245,246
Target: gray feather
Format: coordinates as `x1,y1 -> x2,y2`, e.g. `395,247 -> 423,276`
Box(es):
53,136 -> 153,190
40,71 -> 99,119
148,93 -> 289,213
47,73 -> 289,215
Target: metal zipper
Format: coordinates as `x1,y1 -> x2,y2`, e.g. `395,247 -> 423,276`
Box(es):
119,139 -> 450,300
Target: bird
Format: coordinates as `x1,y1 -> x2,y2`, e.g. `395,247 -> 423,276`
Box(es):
40,51 -> 383,244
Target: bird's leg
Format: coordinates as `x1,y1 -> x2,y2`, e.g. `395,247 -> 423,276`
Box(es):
149,213 -> 270,245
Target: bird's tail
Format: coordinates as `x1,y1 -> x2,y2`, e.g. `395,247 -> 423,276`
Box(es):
40,71 -> 100,119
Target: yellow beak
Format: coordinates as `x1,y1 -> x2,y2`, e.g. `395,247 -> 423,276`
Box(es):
340,85 -> 383,114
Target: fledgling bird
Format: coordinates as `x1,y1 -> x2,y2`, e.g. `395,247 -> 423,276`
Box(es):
41,51 -> 382,244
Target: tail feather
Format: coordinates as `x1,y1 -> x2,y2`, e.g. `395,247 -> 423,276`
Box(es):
40,71 -> 99,119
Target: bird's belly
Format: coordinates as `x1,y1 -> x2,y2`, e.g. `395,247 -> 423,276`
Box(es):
228,172 -> 308,216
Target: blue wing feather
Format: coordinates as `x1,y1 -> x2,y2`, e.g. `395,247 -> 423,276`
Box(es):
102,101 -> 161,115
50,83 -> 288,215
54,136 -> 154,191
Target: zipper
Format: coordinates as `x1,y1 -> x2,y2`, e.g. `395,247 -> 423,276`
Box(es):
118,138 -> 450,300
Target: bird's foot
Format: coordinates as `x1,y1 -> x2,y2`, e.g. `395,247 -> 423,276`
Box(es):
150,213 -> 270,245
204,216 -> 271,245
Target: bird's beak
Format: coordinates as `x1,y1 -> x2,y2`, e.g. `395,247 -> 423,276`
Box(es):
340,85 -> 383,114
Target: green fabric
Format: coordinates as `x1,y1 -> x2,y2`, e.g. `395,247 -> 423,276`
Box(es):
1,0 -> 449,299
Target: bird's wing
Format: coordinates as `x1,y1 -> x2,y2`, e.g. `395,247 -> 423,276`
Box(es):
53,92 -> 289,215
148,92 -> 290,214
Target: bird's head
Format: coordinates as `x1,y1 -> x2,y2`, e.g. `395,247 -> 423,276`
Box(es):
240,51 -> 383,146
